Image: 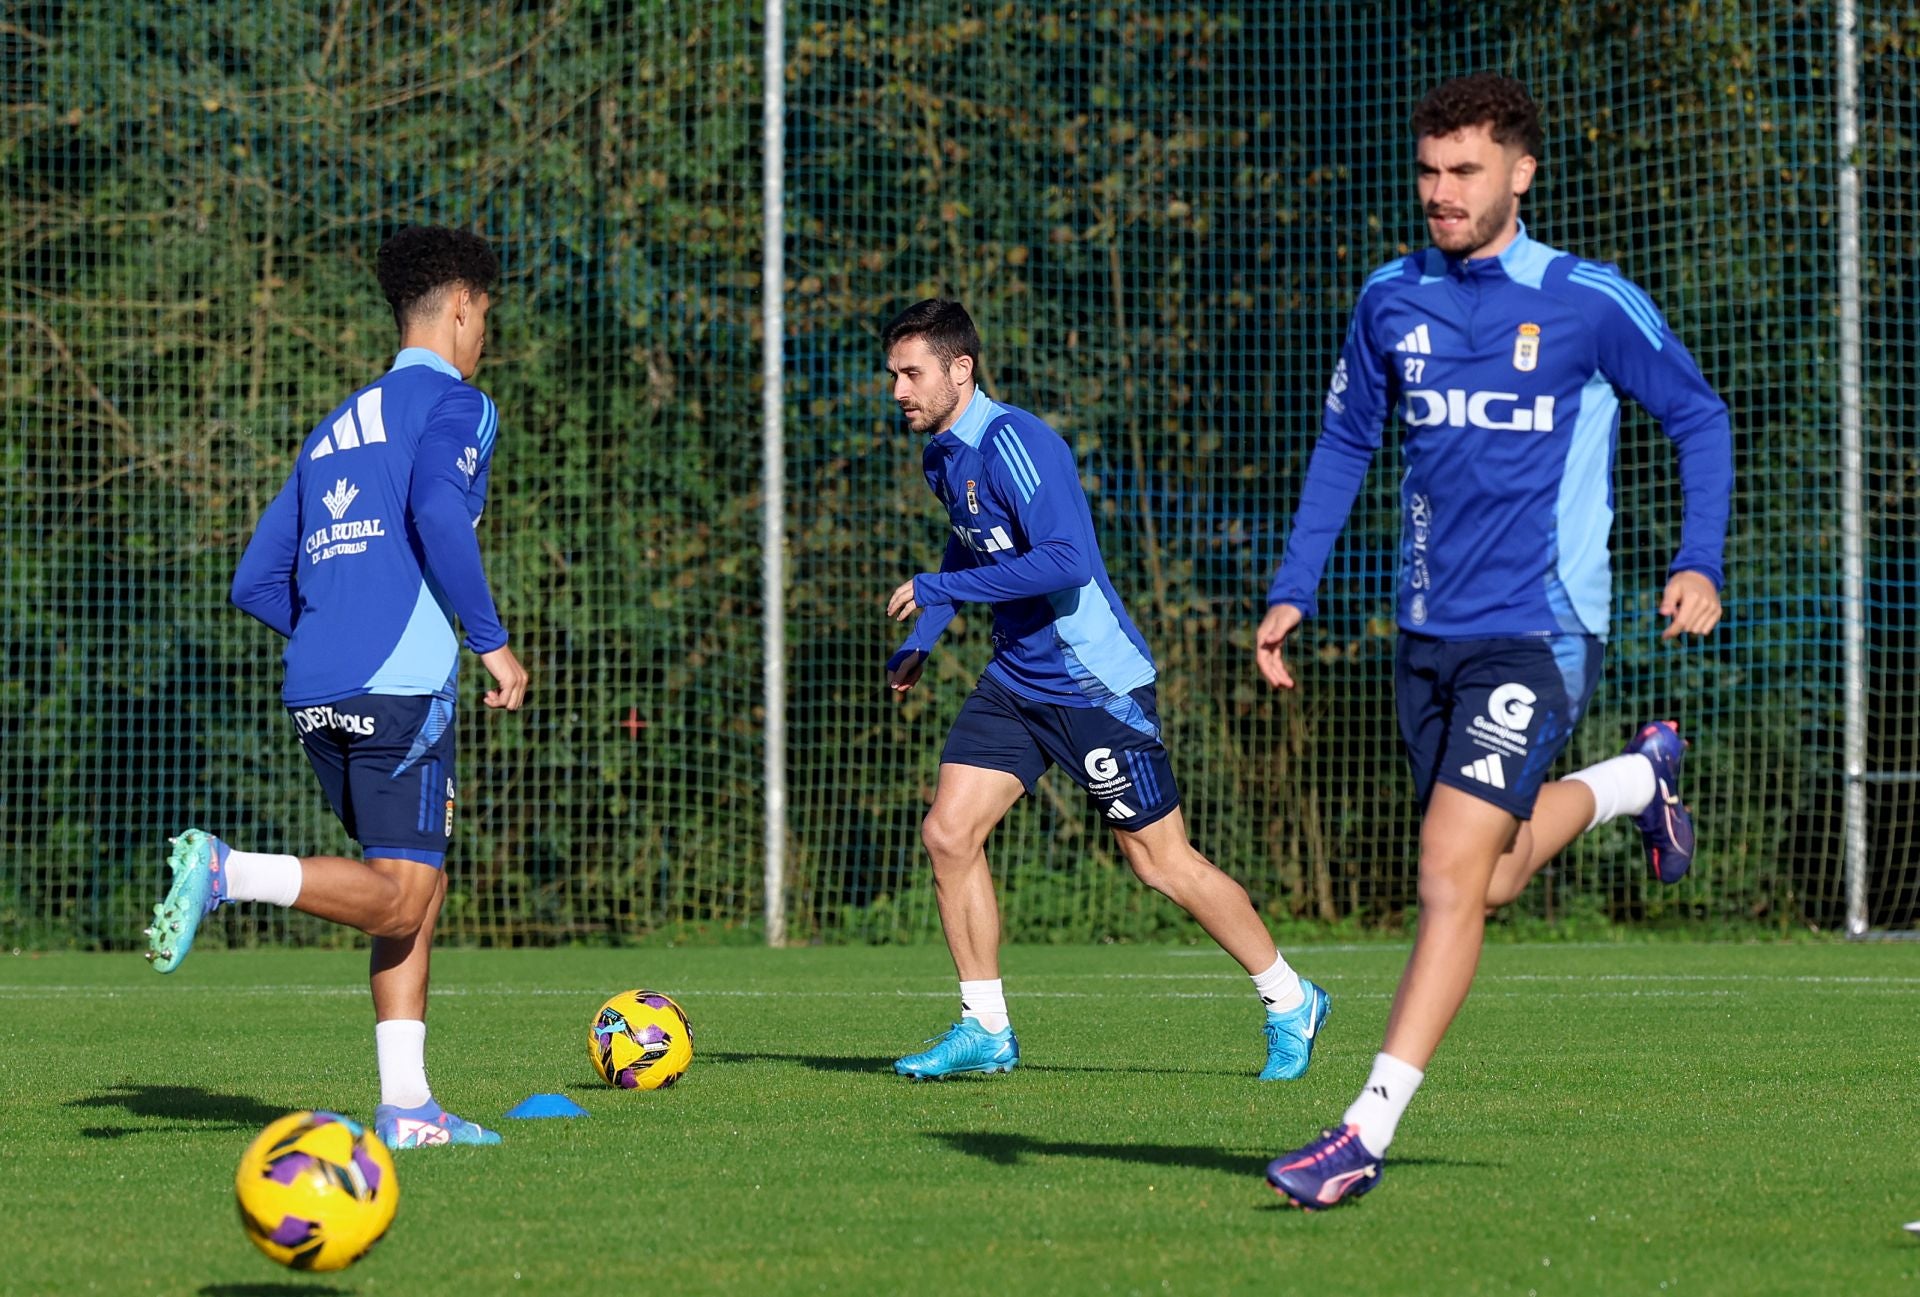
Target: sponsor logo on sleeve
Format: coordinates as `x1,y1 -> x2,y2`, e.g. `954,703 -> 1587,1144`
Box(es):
1325,357 -> 1350,414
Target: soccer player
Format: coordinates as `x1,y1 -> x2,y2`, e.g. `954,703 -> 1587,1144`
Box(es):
881,298 -> 1330,1082
145,225 -> 528,1151
1256,75 -> 1731,1207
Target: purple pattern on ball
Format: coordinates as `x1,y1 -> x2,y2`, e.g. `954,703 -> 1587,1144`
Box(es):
642,994 -> 670,1009
351,1145 -> 383,1195
264,1152 -> 315,1185
310,1112 -> 341,1128
637,1024 -> 666,1045
269,1216 -> 319,1247
615,1068 -> 641,1089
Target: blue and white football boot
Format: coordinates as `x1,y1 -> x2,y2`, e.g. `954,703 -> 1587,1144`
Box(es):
1625,720 -> 1694,884
146,828 -> 230,973
374,1101 -> 502,1150
893,1020 -> 1019,1080
1258,979 -> 1331,1082
1266,1124 -> 1383,1209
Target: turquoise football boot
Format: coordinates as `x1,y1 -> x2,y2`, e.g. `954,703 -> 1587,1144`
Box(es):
894,1020 -> 1019,1080
1259,979 -> 1331,1081
375,1101 -> 502,1150
145,829 -> 229,973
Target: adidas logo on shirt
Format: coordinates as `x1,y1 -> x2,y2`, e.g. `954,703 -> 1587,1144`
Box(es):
1460,754 -> 1506,789
311,389 -> 390,460
1394,324 -> 1433,355
1106,800 -> 1137,821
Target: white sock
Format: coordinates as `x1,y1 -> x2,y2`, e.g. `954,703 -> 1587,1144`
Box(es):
959,978 -> 1009,1033
1251,952 -> 1305,1014
1565,754 -> 1657,832
376,1019 -> 432,1109
1342,1052 -> 1426,1157
223,851 -> 303,906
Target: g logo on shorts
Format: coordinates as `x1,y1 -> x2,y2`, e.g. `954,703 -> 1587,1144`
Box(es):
1487,682 -> 1538,731
939,674 -> 1182,831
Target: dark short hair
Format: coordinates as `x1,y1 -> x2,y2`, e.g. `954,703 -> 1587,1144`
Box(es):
376,225 -> 499,329
882,298 -> 981,373
1412,73 -> 1543,159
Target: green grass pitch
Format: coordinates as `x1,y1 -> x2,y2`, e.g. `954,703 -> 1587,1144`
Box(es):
2,942 -> 1916,1295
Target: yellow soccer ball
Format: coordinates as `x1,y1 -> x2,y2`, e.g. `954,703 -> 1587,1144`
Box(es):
234,1111 -> 399,1272
590,989 -> 693,1089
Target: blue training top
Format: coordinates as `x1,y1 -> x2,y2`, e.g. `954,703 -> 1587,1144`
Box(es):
1267,223 -> 1734,639
230,348 -> 508,707
894,390 -> 1159,711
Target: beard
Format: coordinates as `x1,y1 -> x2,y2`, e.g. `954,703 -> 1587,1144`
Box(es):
1428,192 -> 1516,258
901,379 -> 959,433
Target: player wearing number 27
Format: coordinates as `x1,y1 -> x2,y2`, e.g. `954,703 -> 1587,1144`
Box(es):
1257,76 -> 1734,1207
881,299 -> 1328,1083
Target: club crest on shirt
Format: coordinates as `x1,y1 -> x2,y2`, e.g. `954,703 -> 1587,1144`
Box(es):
965,479 -> 980,515
1512,323 -> 1541,372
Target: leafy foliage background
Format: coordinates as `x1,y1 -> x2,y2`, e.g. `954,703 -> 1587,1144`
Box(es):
3,2 -> 1915,946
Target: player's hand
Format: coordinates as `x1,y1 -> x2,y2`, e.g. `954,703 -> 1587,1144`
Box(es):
479,644 -> 528,711
1659,570 -> 1722,640
886,579 -> 921,622
887,649 -> 927,694
1255,603 -> 1305,690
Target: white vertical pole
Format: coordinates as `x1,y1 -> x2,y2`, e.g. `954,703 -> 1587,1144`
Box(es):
1836,0 -> 1868,938
761,0 -> 788,948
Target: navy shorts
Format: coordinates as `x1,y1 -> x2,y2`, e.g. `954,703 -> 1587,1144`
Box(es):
1395,633 -> 1604,819
290,695 -> 458,867
940,671 -> 1180,830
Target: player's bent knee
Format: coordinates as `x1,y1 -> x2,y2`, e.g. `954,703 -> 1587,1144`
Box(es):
364,857 -> 443,939
920,813 -> 983,867
1121,841 -> 1220,903
1417,865 -> 1488,915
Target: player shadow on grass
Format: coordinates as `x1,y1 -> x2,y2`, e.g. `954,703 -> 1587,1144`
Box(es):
68,1084 -> 291,1138
928,1131 -> 1496,1182
685,1051 -> 1245,1078
558,1050 -> 889,1091
669,1049 -> 890,1075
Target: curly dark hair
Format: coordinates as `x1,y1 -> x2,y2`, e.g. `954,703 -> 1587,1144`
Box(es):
882,298 -> 981,372
375,225 -> 499,329
1411,73 -> 1543,158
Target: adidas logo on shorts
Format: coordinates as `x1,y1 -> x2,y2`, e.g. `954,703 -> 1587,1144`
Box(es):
1460,754 -> 1506,789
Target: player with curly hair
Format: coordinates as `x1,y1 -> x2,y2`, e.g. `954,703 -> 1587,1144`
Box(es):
1257,75 -> 1732,1207
146,225 -> 527,1151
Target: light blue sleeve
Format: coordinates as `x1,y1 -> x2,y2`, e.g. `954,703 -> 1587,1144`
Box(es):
1577,265 -> 1734,589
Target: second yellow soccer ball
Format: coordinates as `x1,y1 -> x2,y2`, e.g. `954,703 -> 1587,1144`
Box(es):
589,989 -> 693,1089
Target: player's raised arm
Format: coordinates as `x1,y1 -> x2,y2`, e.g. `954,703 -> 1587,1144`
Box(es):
230,470 -> 303,637
1578,264 -> 1733,637
886,534 -> 970,692
910,429 -> 1093,608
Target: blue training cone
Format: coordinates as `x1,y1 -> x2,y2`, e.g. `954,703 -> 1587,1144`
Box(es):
504,1093 -> 588,1119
